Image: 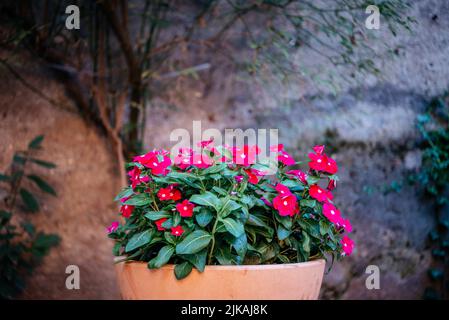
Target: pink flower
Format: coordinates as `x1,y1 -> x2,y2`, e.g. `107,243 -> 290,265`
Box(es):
133,150 -> 171,175
313,145 -> 325,155
171,225 -> 184,237
197,138 -> 214,149
107,221 -> 119,233
278,151 -> 295,166
337,217 -> 352,233
322,202 -> 341,224
269,144 -> 284,152
235,175 -> 244,183
192,153 -> 213,169
341,236 -> 354,256
286,170 -> 308,184
174,148 -> 193,170
120,204 -> 134,218
275,183 -> 292,195
157,185 -> 182,201
309,184 -> 333,203
232,145 -> 260,166
176,200 -> 195,218
128,167 -> 150,189
273,194 -> 299,217
155,218 -> 167,231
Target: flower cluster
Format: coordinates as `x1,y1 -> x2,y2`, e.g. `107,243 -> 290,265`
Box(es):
108,143 -> 354,279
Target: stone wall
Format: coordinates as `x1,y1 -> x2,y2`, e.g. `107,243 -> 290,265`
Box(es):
143,0 -> 449,299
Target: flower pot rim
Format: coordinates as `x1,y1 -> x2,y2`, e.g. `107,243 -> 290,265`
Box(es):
114,257 -> 325,271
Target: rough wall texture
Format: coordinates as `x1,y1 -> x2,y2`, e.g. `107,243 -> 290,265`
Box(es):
0,52 -> 120,299
143,0 -> 449,299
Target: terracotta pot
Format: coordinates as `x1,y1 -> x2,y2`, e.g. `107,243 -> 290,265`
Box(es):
115,259 -> 325,300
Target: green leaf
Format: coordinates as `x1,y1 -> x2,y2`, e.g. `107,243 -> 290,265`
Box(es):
306,175 -> 320,185
247,214 -> 269,228
20,188 -> 39,212
190,192 -> 221,210
232,233 -> 247,257
32,233 -> 60,257
300,199 -> 317,208
202,163 -> 227,175
28,135 -> 44,149
0,173 -> 10,182
125,230 -> 152,252
221,218 -> 244,237
26,175 -> 57,196
144,211 -> 171,221
174,261 -> 193,280
220,199 -> 241,217
124,193 -> 152,206
277,225 -> 291,240
176,230 -> 212,255
29,158 -> 56,169
114,187 -> 134,201
13,154 -> 26,165
302,231 -> 311,253
161,218 -> 173,229
148,245 -> 175,268
195,208 -> 214,227
182,249 -> 207,272
21,221 -> 35,236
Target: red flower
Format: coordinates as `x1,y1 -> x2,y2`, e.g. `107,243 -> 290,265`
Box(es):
286,170 -> 308,184
323,155 -> 338,174
308,152 -> 326,171
322,202 -> 341,224
157,185 -> 182,201
309,184 -> 333,203
235,175 -> 244,183
244,169 -> 259,184
133,150 -> 171,175
273,194 -> 299,216
275,183 -> 292,195
313,145 -> 325,155
128,167 -> 150,189
155,218 -> 167,231
192,153 -> 213,169
171,225 -> 184,237
327,179 -> 337,191
232,145 -> 260,166
278,151 -> 295,166
120,204 -> 134,218
176,200 -> 195,218
341,236 -> 354,256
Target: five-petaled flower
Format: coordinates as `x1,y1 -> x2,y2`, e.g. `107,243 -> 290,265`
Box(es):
273,194 -> 299,216
157,185 -> 182,201
322,202 -> 341,224
192,153 -> 213,169
107,221 -> 119,233
308,145 -> 338,174
337,217 -> 353,233
341,236 -> 354,256
128,167 -> 149,189
171,225 -> 184,237
176,200 -> 195,218
232,145 -> 260,166
278,150 -> 296,166
155,218 -> 167,231
120,204 -> 134,218
133,150 -> 172,175
286,170 -> 308,184
309,184 -> 333,203
244,169 -> 260,184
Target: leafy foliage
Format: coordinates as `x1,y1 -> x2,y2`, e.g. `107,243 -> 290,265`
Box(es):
0,135 -> 60,299
109,143 -> 352,279
413,93 -> 449,299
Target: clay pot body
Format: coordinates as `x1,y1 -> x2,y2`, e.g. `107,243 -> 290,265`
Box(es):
115,259 -> 325,300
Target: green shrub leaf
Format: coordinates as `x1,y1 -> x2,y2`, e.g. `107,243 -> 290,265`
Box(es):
20,188 -> 39,212
125,230 -> 152,252
27,175 -> 56,196
174,261 -> 193,280
176,230 -> 212,254
148,245 -> 175,268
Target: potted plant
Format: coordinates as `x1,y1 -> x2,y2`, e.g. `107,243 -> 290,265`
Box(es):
108,143 -> 354,300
